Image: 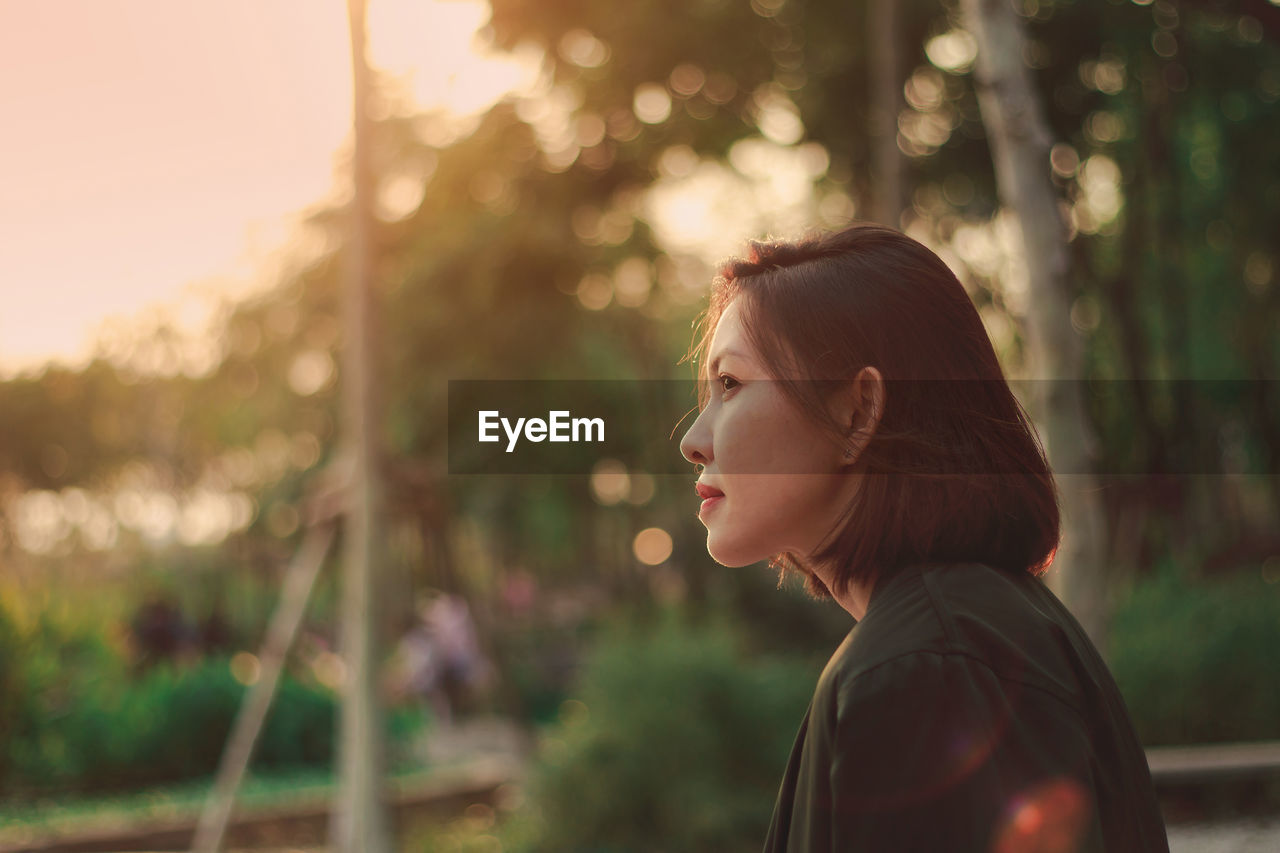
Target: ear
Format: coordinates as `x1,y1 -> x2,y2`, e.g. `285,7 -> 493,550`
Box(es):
835,366 -> 885,465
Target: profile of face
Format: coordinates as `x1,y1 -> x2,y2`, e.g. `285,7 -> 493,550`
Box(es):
679,298 -> 869,569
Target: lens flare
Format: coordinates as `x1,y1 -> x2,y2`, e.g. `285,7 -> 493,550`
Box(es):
992,777 -> 1091,853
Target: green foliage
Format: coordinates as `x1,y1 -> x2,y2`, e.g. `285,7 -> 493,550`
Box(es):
2,653 -> 338,795
1109,564 -> 1280,746
0,596 -> 341,795
0,606 -> 21,787
506,607 -> 819,853
0,600 -> 127,792
491,620 -> 588,728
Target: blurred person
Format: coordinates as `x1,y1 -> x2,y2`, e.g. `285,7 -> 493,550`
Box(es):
384,591 -> 450,722
392,595 -> 452,729
423,590 -> 492,721
678,224 -> 1168,851
390,590 -> 492,731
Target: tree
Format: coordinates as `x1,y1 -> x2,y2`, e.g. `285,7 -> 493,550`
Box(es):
958,0 -> 1108,644
869,0 -> 905,225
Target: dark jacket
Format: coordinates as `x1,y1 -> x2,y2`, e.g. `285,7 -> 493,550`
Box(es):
763,560 -> 1169,852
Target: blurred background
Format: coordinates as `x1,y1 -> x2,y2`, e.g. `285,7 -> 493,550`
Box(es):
1,0 -> 1278,850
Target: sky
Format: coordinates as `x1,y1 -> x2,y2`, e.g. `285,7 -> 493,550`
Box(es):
0,0 -> 538,376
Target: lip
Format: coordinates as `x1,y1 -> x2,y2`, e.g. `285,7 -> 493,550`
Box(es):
695,482 -> 725,518
695,482 -> 724,499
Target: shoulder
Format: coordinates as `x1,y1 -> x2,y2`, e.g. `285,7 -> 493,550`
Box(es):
818,562 -> 1085,716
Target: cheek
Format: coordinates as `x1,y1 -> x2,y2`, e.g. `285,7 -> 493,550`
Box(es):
733,475 -> 848,550
716,414 -> 808,475
719,476 -> 821,537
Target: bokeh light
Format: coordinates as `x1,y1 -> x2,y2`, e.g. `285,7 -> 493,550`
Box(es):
632,527 -> 673,566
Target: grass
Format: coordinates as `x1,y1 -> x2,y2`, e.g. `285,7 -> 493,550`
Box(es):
1,767 -> 323,843
0,757 -> 472,848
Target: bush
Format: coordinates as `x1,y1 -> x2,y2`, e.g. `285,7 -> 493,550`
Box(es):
1,602 -> 129,794
2,644 -> 340,795
491,618 -> 595,727
1108,565 -> 1280,746
0,585 -> 435,797
0,605 -> 22,787
505,606 -> 821,853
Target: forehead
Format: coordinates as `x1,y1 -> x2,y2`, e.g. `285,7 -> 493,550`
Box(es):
707,296 -> 815,381
707,300 -> 753,368
710,299 -> 745,347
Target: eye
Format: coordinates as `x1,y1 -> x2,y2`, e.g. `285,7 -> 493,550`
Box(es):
717,374 -> 740,394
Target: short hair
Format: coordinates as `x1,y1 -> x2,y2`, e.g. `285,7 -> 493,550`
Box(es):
685,223 -> 1060,602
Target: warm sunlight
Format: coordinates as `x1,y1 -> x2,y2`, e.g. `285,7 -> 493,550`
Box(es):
0,0 -> 540,376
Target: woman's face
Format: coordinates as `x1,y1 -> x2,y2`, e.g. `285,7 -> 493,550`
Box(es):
679,298 -> 858,569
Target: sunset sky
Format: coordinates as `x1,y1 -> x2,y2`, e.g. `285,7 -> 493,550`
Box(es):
0,0 -> 538,376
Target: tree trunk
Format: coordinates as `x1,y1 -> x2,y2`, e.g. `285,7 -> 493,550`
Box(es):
868,0 -> 903,227
331,1 -> 393,850
959,0 -> 1111,650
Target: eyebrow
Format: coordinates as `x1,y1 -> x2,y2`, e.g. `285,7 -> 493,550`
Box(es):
708,347 -> 746,376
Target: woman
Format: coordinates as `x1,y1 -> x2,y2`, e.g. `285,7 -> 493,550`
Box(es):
678,224 -> 1168,852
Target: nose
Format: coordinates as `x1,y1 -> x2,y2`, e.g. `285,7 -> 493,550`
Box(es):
679,404 -> 712,468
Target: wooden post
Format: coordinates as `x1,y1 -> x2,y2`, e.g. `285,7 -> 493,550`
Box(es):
190,523 -> 335,853
331,0 -> 394,850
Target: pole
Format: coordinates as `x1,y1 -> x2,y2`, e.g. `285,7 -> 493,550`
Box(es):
190,523 -> 336,853
332,0 -> 394,849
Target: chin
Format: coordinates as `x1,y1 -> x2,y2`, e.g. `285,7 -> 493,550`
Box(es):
705,534 -> 769,569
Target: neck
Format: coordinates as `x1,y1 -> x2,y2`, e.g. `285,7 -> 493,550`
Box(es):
812,563 -> 877,621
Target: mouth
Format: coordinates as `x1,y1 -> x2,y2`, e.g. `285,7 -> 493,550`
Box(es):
695,481 -> 725,517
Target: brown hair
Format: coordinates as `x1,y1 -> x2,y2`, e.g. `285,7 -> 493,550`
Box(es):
684,223 -> 1060,601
